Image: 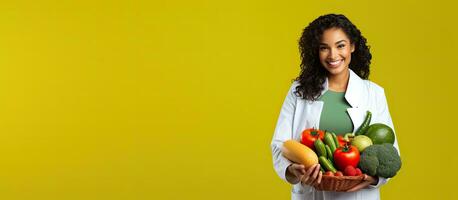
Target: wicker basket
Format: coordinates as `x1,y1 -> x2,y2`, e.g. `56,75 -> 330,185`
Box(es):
314,175 -> 365,192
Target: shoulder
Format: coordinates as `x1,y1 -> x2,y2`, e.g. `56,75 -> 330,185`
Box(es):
291,81 -> 300,92
350,69 -> 385,96
361,79 -> 385,94
284,81 -> 300,100
360,80 -> 388,103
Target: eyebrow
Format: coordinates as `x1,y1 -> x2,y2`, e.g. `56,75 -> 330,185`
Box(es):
319,40 -> 347,46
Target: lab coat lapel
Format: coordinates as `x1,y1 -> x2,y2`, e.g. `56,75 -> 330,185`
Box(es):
345,69 -> 362,108
306,78 -> 328,129
345,69 -> 366,132
296,100 -> 323,140
295,77 -> 327,138
347,107 -> 365,133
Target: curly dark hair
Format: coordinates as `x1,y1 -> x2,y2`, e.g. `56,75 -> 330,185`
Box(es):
294,14 -> 372,101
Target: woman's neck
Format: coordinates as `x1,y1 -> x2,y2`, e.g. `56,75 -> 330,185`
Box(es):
328,70 -> 350,92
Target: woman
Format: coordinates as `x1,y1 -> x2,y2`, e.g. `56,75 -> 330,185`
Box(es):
271,14 -> 400,200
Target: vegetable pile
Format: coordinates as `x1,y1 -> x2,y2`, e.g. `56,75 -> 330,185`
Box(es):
282,110 -> 402,179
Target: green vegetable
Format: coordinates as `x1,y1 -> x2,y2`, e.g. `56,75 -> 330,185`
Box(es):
359,155 -> 378,175
324,132 -> 337,153
314,139 -> 327,158
355,111 -> 372,135
365,123 -> 395,144
319,156 -> 336,173
331,132 -> 340,148
358,144 -> 402,178
351,135 -> 373,152
325,144 -> 333,162
343,133 -> 354,141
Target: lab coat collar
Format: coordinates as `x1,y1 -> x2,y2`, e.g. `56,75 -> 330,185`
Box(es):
319,69 -> 364,108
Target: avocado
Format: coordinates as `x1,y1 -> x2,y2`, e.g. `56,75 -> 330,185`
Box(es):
364,123 -> 395,145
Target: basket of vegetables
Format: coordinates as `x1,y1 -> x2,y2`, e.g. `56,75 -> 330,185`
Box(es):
282,111 -> 402,192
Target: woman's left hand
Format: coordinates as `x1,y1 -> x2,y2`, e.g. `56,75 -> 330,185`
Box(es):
346,174 -> 378,192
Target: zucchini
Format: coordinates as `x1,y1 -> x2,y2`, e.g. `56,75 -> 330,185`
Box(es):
325,144 -> 333,162
324,132 -> 337,153
314,139 -> 327,158
331,132 -> 340,148
319,156 -> 336,173
355,111 -> 372,135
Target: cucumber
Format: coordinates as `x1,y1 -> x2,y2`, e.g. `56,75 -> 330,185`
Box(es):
325,144 -> 333,162
324,132 -> 337,153
319,156 -> 336,173
314,139 -> 327,158
355,111 -> 372,135
331,132 -> 340,148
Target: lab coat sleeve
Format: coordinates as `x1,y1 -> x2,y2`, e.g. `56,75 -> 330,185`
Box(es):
271,83 -> 297,182
368,88 -> 401,189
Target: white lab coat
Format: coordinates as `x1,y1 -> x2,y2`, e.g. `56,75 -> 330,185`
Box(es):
271,69 -> 400,200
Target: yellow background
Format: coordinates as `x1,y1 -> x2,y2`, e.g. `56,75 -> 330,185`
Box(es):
0,0 -> 456,199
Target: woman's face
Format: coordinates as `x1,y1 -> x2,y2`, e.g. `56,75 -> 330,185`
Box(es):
318,27 -> 355,76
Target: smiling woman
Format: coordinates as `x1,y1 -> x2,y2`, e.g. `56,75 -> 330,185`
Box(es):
270,14 -> 400,200
318,28 -> 355,87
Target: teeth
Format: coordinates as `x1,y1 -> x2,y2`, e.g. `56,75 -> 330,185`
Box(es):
328,60 -> 342,65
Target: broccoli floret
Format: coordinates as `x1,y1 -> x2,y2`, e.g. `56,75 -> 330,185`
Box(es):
358,144 -> 402,178
359,153 -> 379,176
362,144 -> 379,157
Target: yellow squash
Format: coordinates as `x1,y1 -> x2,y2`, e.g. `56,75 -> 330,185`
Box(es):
282,140 -> 318,169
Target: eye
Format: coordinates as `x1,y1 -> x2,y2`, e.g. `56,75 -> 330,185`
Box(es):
319,46 -> 328,51
337,44 -> 346,48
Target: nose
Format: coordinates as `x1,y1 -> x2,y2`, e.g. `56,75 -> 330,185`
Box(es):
328,48 -> 338,60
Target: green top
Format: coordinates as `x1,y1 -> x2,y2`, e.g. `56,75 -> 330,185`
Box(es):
318,90 -> 354,135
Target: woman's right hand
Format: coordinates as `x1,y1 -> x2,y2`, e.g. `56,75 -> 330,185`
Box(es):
286,163 -> 322,186
286,163 -> 305,184
300,164 -> 322,187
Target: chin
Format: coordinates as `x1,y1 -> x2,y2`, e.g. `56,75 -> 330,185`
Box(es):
325,66 -> 347,75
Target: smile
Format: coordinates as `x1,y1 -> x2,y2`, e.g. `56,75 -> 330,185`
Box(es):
327,59 -> 343,67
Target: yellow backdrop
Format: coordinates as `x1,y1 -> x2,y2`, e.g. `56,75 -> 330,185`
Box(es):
0,0 -> 456,199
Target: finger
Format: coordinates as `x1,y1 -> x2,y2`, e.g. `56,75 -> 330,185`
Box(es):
305,164 -> 318,177
314,171 -> 323,186
311,171 -> 322,187
346,181 -> 371,192
293,164 -> 306,175
293,164 -> 305,170
301,173 -> 310,185
288,164 -> 299,177
364,175 -> 376,184
313,164 -> 321,179
310,164 -> 320,181
305,165 -> 320,185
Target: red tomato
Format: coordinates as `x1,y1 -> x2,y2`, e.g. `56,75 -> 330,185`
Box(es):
324,171 -> 334,176
334,171 -> 343,176
333,144 -> 360,171
301,128 -> 325,150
